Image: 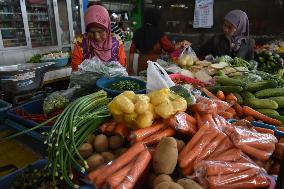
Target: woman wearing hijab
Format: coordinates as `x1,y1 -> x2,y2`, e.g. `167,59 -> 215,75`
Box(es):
71,5 -> 126,71
128,9 -> 189,74
193,10 -> 255,60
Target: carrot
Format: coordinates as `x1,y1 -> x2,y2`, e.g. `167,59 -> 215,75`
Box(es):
88,166 -> 107,183
216,90 -> 226,101
226,93 -> 238,105
218,112 -> 233,119
185,113 -> 197,125
128,122 -> 164,142
200,87 -> 219,100
254,127 -> 274,135
107,159 -> 136,188
208,168 -> 259,187
181,163 -> 194,176
118,150 -> 152,189
235,142 -> 271,161
243,106 -> 281,126
226,107 -> 237,117
197,132 -> 227,160
165,113 -> 196,136
142,127 -> 175,145
279,138 -> 284,143
201,113 -> 217,126
179,124 -> 210,161
179,126 -> 219,169
195,113 -> 203,129
114,123 -> 130,138
100,119 -> 116,133
233,103 -> 243,117
209,148 -> 242,162
212,114 -> 227,127
244,116 -> 254,122
278,127 -> 284,133
274,143 -> 284,161
209,137 -> 234,158
94,143 -> 145,185
236,138 -> 276,153
210,175 -> 269,189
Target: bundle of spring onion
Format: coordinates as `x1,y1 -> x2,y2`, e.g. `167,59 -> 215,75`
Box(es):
0,91 -> 111,188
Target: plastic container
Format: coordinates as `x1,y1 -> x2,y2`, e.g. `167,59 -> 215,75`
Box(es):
96,76 -> 146,97
6,99 -> 51,131
41,57 -> 69,68
0,99 -> 12,121
0,159 -> 47,189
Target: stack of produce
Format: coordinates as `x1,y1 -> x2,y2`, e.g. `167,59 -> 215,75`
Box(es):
257,51 -> 284,74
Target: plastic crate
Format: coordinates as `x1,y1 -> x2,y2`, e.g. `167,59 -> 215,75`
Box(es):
41,57 -> 69,68
0,99 -> 12,121
96,76 -> 146,97
0,159 -> 47,189
6,99 -> 51,131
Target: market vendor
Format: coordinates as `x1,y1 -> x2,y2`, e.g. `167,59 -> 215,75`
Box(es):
71,5 -> 126,71
192,10 -> 255,61
128,9 -> 190,74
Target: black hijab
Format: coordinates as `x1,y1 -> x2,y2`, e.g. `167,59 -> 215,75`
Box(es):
132,9 -> 164,54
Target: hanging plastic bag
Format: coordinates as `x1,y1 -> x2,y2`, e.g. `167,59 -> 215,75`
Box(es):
178,47 -> 198,68
146,61 -> 175,92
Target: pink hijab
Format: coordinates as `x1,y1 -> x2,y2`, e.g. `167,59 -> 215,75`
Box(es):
84,5 -> 112,61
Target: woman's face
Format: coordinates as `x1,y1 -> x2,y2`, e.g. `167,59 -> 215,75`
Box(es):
88,26 -> 107,42
223,20 -> 236,37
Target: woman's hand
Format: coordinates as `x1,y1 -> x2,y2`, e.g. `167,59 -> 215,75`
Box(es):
174,40 -> 191,50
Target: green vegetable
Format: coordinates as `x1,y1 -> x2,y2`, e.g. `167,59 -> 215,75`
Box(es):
28,54 -> 42,63
247,80 -> 278,92
231,57 -> 251,68
244,98 -> 278,109
233,93 -> 243,104
206,86 -> 243,93
241,91 -> 255,99
268,96 -> 284,108
215,76 -> 245,87
43,93 -> 69,115
170,85 -> 196,105
256,109 -> 280,117
109,80 -> 141,91
217,55 -> 234,64
255,88 -> 284,98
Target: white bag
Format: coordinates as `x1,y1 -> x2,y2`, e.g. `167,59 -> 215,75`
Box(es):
146,61 -> 175,92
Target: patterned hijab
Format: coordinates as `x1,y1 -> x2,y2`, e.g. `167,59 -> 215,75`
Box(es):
84,5 -> 112,61
224,10 -> 249,51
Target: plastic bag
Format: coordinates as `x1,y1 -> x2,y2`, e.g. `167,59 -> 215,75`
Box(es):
224,124 -> 278,161
178,47 -> 198,68
43,86 -> 78,115
165,112 -> 197,136
146,61 -> 175,92
69,57 -> 128,97
191,96 -> 230,114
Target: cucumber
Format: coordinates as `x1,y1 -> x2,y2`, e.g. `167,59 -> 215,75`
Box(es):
256,109 -> 280,116
277,109 -> 284,116
241,91 -> 255,99
247,80 -> 278,92
268,96 -> 284,108
206,86 -> 243,93
244,98 -> 278,109
255,88 -> 284,98
233,93 -> 243,104
215,76 -> 245,87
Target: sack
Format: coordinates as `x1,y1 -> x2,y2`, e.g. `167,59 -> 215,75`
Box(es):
146,61 -> 175,92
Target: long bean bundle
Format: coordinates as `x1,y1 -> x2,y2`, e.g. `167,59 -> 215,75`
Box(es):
44,91 -> 110,188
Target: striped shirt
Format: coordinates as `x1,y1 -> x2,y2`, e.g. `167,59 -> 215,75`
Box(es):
111,21 -> 125,43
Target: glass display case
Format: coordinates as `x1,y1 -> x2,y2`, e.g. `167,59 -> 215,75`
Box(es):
25,0 -> 57,47
0,1 -> 27,48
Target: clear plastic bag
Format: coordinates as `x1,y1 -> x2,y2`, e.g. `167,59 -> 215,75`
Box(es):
178,47 -> 198,68
146,61 -> 175,92
191,96 -> 230,114
69,57 -> 128,97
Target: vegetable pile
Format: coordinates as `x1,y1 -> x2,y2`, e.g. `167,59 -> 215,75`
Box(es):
109,80 -> 142,91
257,51 -> 284,74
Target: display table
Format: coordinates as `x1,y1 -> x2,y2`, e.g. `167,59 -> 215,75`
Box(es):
43,66 -> 72,85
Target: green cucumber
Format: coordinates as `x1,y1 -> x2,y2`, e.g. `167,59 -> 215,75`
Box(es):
241,91 -> 255,99
206,86 -> 243,93
256,109 -> 280,116
247,80 -> 278,92
244,98 -> 278,109
255,88 -> 284,98
215,76 -> 245,86
233,93 -> 243,104
268,96 -> 284,108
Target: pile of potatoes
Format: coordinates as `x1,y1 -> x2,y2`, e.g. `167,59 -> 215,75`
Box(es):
79,134 -> 126,171
149,137 -> 204,189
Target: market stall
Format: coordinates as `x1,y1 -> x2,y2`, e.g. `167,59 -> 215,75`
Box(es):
0,38 -> 284,189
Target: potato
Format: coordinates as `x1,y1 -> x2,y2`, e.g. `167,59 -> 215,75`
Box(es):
108,101 -> 123,115
135,100 -> 150,114
177,178 -> 204,189
121,91 -> 136,102
79,143 -> 93,159
101,152 -> 115,163
109,135 -> 123,150
153,137 -> 178,174
93,134 -> 108,152
87,154 -> 104,170
114,148 -> 127,156
154,182 -> 183,189
153,174 -> 172,187
155,101 -> 174,119
136,111 -> 154,129
86,134 -> 96,144
114,95 -> 135,114
176,139 -> 185,153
